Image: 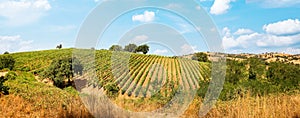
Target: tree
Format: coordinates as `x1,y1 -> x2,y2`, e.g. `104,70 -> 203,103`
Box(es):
56,44 -> 62,49
3,51 -> 9,54
0,55 -> 15,70
42,57 -> 83,88
248,57 -> 266,80
109,45 -> 123,51
225,60 -> 247,84
0,76 -> 9,95
124,44 -> 137,52
267,62 -> 300,89
192,52 -> 209,62
134,44 -> 149,54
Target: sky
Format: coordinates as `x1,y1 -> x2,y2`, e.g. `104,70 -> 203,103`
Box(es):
0,0 -> 300,55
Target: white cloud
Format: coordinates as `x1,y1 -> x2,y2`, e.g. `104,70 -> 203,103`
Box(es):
0,0 -> 51,26
130,35 -> 148,44
94,0 -> 109,3
0,35 -> 34,53
165,3 -> 182,9
222,27 -> 239,49
222,25 -> 300,50
153,49 -> 168,55
210,0 -> 235,15
256,34 -> 300,47
284,48 -> 300,54
263,19 -> 300,35
180,44 -> 197,55
132,11 -> 155,23
178,23 -> 193,34
49,25 -> 77,32
234,28 -> 254,35
196,6 -> 201,10
247,0 -> 300,8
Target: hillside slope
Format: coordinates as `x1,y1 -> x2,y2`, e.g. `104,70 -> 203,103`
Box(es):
7,49 -> 211,98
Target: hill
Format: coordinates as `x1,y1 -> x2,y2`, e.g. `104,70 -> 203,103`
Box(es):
0,48 -> 299,117
6,49 -> 210,97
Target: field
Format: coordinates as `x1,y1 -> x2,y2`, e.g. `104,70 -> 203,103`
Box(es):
0,48 -> 299,117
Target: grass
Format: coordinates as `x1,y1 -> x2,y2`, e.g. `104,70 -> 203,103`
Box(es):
0,71 -> 92,118
1,49 -> 299,117
182,93 -> 300,118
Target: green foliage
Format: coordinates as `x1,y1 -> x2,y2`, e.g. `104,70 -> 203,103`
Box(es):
4,48 -> 299,103
192,52 -> 209,62
42,57 -> 83,88
4,71 -> 17,80
197,59 -> 300,101
4,72 -> 78,110
226,60 -> 247,84
109,45 -> 123,51
63,86 -> 79,96
10,49 -> 72,72
247,57 -> 266,80
267,62 -> 300,91
134,44 -> 149,54
0,76 -> 9,95
104,82 -> 120,98
4,51 -> 9,54
0,55 -> 15,70
124,44 -> 137,52
56,44 -> 62,49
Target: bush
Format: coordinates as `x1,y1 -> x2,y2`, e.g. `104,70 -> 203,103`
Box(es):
42,57 -> 83,88
109,45 -> 123,51
134,44 -> 149,54
192,52 -> 209,62
0,76 -> 9,95
124,44 -> 137,52
104,82 -> 120,98
4,71 -> 17,80
0,55 -> 15,70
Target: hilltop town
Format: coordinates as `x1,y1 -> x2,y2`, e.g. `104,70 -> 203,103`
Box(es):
182,52 -> 300,64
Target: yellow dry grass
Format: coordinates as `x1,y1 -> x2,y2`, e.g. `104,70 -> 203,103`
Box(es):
1,92 -> 299,117
182,93 -> 300,118
0,95 -> 92,118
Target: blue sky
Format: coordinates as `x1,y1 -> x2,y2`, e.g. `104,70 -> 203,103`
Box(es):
0,0 -> 300,55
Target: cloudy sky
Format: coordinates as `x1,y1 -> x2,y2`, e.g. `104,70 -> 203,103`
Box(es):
0,0 -> 300,55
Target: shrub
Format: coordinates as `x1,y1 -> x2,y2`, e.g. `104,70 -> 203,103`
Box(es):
0,55 -> 15,70
4,71 -> 17,80
104,82 -> 120,98
109,45 -> 123,51
134,44 -> 149,54
124,44 -> 137,52
192,52 -> 209,62
42,57 -> 83,88
0,76 -> 9,95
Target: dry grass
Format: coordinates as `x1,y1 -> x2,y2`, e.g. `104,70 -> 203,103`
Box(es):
182,93 -> 300,118
1,93 -> 300,118
0,95 -> 92,118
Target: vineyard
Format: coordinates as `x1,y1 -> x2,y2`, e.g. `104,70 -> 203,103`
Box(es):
8,48 -> 211,98
1,48 -> 300,117
109,53 -> 210,97
75,50 -> 211,98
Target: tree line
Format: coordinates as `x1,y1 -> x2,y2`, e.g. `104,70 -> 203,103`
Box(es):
198,57 -> 300,101
109,44 -> 149,54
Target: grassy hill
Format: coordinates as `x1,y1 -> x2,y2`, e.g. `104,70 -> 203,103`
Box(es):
0,48 -> 299,117
9,48 -> 211,97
